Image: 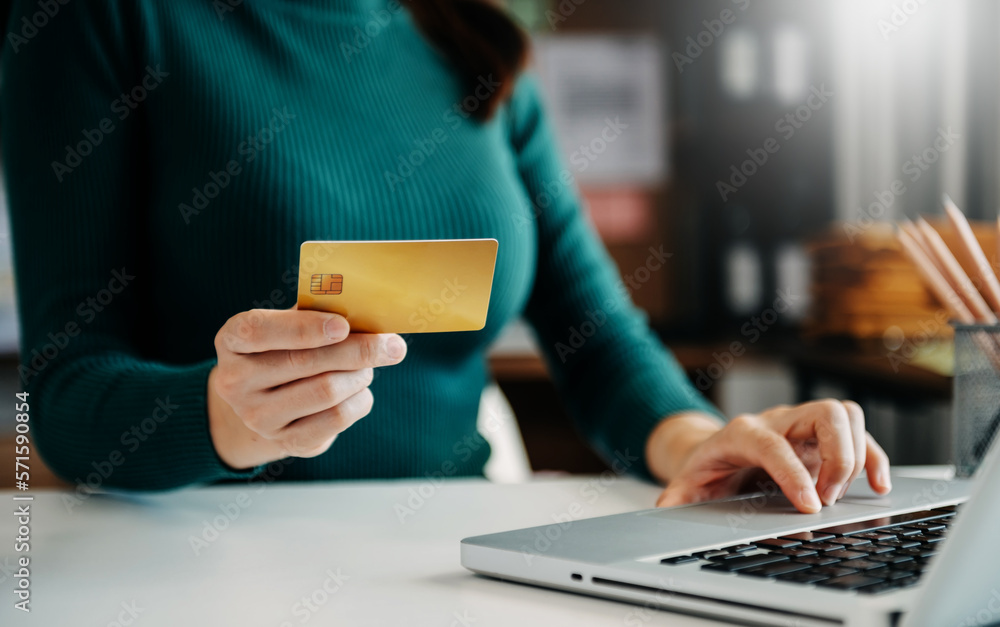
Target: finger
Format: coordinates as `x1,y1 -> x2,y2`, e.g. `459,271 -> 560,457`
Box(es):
218,309 -> 350,355
839,401 -> 868,500
242,369 -> 374,437
656,481 -> 697,508
747,426 -> 822,513
277,387 -> 375,457
864,433 -> 892,494
784,400 -> 855,506
242,333 -> 407,389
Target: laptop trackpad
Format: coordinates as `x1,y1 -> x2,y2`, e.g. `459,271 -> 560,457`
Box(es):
639,480 -> 901,532
653,497 -> 895,531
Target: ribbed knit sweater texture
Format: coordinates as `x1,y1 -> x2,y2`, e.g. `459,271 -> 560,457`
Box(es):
0,0 -> 718,489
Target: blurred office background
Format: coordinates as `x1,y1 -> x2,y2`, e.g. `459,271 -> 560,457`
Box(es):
2,0 -> 999,480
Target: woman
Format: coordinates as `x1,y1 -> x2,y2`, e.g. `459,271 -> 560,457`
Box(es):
0,0 -> 890,512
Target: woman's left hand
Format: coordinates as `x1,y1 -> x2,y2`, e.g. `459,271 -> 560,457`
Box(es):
647,400 -> 892,514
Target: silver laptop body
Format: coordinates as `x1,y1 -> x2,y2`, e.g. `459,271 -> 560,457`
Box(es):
462,438 -> 1000,627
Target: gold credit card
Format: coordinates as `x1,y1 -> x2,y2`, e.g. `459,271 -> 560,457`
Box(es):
296,239 -> 498,333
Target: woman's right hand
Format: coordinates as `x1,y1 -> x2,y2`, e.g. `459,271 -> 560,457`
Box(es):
206,309 -> 407,470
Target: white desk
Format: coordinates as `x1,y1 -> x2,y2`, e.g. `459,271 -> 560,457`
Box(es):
0,468 -> 951,626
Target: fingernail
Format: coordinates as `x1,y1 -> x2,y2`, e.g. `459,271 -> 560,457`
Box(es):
823,484 -> 841,506
324,316 -> 348,340
385,335 -> 406,360
800,488 -> 822,512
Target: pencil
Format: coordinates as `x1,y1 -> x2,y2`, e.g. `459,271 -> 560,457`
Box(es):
943,195 -> 1000,313
916,218 -> 996,323
896,227 -> 975,323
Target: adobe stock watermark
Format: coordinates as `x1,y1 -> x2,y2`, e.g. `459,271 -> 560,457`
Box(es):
554,245 -> 671,363
843,126 -> 960,243
100,600 -> 144,627
445,609 -> 477,627
18,268 -> 136,386
5,0 -> 71,54
882,307 -> 950,373
277,568 -> 350,627
672,0 -> 751,73
383,75 -> 503,191
518,449 -> 639,565
340,0 -> 403,61
956,589 -> 1000,627
726,480 -> 781,533
693,289 -> 800,391
716,84 -> 832,201
408,278 -> 467,332
60,397 -> 178,512
394,399 -> 516,523
51,64 -> 169,182
543,0 -> 587,30
622,578 -> 686,627
212,0 -> 244,20
511,116 -> 630,231
188,458 -> 295,555
877,0 -> 935,42
179,106 -> 296,224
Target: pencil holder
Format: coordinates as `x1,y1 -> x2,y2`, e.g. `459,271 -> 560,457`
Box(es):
952,323 -> 1000,478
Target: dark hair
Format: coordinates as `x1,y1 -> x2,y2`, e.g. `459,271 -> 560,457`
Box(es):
406,0 -> 530,121
0,1 -> 10,56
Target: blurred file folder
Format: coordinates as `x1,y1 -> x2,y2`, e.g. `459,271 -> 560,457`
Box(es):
533,35 -> 666,186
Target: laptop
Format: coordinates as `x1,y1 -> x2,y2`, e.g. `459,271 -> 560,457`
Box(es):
461,435 -> 1000,627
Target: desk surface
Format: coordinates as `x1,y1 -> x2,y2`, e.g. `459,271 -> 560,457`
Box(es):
0,469 -> 951,627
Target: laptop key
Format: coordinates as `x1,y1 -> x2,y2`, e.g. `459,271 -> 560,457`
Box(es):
868,554 -> 914,565
754,538 -> 801,549
776,570 -> 831,584
826,550 -> 867,560
906,522 -> 947,532
780,531 -> 835,542
839,558 -> 886,571
877,539 -> 920,549
723,544 -> 756,553
811,566 -> 859,578
897,548 -> 934,559
889,562 -> 925,573
801,542 -> 844,552
886,527 -> 921,537
703,553 -> 789,571
793,555 -> 841,566
772,548 -> 818,558
855,532 -> 897,541
661,555 -> 699,565
857,582 -> 900,595
855,544 -> 895,555
814,510 -> 952,536
817,574 -> 885,590
706,553 -> 750,562
700,562 -> 734,573
874,568 -> 914,580
739,562 -> 813,578
693,550 -> 730,560
828,537 -> 872,547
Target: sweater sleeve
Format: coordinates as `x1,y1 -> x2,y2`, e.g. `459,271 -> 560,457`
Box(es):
1,1 -> 259,489
508,74 -> 723,479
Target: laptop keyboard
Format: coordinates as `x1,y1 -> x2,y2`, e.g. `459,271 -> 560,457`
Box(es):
659,505 -> 960,595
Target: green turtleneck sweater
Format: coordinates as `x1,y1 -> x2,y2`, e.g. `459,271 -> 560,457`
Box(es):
0,0 -> 717,489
